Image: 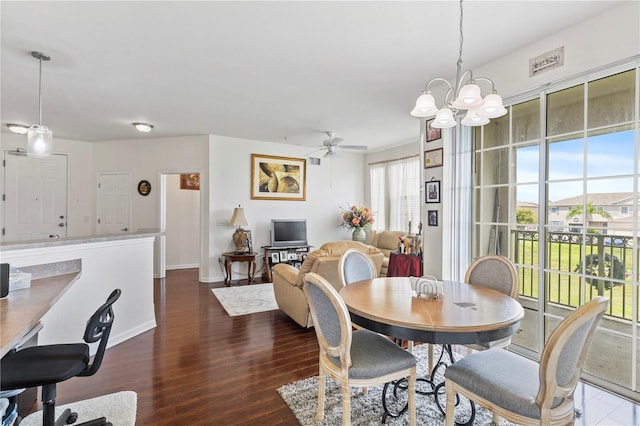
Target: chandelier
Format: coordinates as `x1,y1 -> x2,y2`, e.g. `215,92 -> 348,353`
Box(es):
410,0 -> 507,128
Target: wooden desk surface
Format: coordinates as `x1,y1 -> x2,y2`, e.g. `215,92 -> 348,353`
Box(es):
0,271 -> 81,357
340,277 -> 524,344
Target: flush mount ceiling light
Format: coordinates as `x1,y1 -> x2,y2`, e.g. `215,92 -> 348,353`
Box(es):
27,51 -> 53,157
410,0 -> 507,128
6,124 -> 30,134
132,122 -> 154,133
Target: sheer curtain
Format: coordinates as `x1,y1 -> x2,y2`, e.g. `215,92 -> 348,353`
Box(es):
370,156 -> 420,233
442,126 -> 473,281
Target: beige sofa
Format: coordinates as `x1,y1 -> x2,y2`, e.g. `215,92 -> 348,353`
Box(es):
370,230 -> 405,276
272,240 -> 384,328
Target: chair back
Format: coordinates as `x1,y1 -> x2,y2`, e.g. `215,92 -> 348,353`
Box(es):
80,289 -> 121,377
464,255 -> 518,298
338,248 -> 377,287
536,296 -> 608,413
302,273 -> 352,368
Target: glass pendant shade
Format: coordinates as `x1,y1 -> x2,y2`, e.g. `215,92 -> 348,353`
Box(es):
27,125 -> 53,157
452,83 -> 483,109
410,92 -> 438,117
461,108 -> 489,126
431,107 -> 457,129
476,93 -> 507,118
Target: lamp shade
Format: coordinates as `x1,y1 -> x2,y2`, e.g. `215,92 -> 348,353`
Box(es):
410,92 -> 438,117
461,108 -> 489,126
476,93 -> 507,118
229,207 -> 249,227
431,108 -> 457,129
452,83 -> 483,109
26,125 -> 53,157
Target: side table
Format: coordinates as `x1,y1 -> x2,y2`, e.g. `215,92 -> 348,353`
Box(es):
387,250 -> 423,277
222,252 -> 257,286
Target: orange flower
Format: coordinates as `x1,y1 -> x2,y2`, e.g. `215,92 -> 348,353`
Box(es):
340,204 -> 375,230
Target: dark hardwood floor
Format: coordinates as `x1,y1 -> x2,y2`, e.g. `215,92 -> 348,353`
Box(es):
36,268 -> 319,425
23,268 -> 640,425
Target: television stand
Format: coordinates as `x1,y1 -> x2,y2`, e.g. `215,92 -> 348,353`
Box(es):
262,245 -> 312,282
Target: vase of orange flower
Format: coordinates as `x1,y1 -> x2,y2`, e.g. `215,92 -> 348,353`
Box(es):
340,204 -> 374,243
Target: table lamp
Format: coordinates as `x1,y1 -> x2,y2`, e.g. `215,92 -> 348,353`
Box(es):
229,205 -> 249,253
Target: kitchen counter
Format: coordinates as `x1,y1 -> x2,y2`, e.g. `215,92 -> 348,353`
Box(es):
0,259 -> 81,357
1,229 -> 163,251
1,232 -> 159,349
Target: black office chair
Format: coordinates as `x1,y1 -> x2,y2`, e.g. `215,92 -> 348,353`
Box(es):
1,289 -> 121,426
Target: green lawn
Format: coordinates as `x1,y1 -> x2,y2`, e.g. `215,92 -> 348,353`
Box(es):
515,238 -> 637,320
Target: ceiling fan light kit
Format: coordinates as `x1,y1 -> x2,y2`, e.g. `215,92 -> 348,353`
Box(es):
410,0 -> 507,128
309,131 -> 367,158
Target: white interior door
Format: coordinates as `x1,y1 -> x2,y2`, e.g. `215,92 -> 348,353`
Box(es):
97,172 -> 131,234
2,151 -> 68,242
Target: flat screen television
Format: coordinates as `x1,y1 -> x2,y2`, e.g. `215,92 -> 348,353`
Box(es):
270,219 -> 308,247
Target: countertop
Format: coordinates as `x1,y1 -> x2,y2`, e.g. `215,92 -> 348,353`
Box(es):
0,229 -> 164,251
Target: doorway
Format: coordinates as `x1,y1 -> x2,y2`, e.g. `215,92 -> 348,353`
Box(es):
158,172 -> 201,278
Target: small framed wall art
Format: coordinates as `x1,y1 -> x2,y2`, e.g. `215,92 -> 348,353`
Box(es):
425,180 -> 441,204
180,173 -> 200,190
426,119 -> 441,142
428,210 -> 438,226
424,148 -> 443,169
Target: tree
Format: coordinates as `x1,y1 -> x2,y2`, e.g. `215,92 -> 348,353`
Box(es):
516,208 -> 537,225
565,202 -> 612,221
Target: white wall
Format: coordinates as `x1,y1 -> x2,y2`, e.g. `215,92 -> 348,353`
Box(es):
0,133 -> 96,238
476,2 -> 640,99
208,135 -> 365,282
165,173 -> 200,269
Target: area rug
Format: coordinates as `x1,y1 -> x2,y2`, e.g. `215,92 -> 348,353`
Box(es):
278,344 -> 514,426
211,283 -> 279,316
19,391 -> 136,426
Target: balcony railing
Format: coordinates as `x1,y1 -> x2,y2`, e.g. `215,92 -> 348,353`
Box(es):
513,230 -> 638,321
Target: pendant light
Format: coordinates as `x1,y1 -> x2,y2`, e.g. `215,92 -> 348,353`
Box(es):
27,51 -> 53,157
410,0 -> 507,128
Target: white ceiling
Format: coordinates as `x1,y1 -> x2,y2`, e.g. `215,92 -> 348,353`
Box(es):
0,1 -> 625,152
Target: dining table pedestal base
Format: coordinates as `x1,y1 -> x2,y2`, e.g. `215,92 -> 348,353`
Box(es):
380,344 -> 476,426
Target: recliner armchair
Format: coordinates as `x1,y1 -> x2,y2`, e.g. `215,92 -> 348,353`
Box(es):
370,230 -> 405,276
272,241 -> 383,328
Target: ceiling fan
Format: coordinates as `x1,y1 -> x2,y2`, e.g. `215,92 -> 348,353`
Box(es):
310,132 -> 367,157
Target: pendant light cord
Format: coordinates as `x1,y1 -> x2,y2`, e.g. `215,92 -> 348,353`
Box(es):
455,0 -> 464,95
38,55 -> 43,126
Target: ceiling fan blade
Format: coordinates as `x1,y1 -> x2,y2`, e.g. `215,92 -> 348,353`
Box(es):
340,144 -> 368,150
305,147 -> 325,156
332,137 -> 344,145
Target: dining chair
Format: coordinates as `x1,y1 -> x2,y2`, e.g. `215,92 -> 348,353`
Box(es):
444,296 -> 609,426
464,254 -> 519,351
302,272 -> 417,426
337,248 -> 378,287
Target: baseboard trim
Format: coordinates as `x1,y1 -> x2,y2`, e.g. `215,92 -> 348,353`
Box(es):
166,263 -> 199,270
105,320 -> 157,352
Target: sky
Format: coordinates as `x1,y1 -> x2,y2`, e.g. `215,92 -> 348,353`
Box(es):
516,130 -> 637,203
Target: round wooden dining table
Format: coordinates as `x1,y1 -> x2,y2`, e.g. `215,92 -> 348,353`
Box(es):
339,277 -> 524,345
339,277 -> 524,425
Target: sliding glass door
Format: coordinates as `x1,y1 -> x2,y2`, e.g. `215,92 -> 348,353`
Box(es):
472,64 -> 639,399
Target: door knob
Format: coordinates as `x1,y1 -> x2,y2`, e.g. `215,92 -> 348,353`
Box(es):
121,227 -> 128,231
58,223 -> 65,227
